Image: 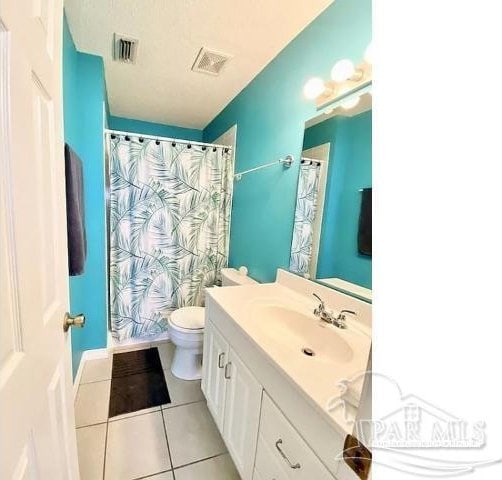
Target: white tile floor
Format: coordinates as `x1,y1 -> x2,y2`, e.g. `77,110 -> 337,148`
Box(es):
75,342 -> 240,480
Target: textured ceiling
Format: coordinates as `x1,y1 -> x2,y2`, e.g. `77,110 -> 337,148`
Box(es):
65,0 -> 334,129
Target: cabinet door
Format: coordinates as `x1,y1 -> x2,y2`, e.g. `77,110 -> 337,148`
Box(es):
223,348 -> 263,480
201,321 -> 229,432
201,318 -> 212,395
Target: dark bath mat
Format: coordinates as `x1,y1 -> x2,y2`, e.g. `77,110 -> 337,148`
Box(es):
109,347 -> 171,418
112,347 -> 163,378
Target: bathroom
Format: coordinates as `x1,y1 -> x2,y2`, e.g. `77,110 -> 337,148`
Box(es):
59,0 -> 372,475
3,0 -> 373,476
4,0 -> 499,479
60,0 -> 373,477
63,1 -> 371,474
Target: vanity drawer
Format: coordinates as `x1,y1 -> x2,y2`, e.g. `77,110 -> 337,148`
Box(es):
254,434 -> 289,480
259,392 -> 334,479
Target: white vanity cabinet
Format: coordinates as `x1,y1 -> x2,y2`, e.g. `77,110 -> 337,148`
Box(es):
223,348 -> 263,478
202,317 -> 340,480
201,321 -> 229,431
254,393 -> 334,480
202,320 -> 262,480
202,272 -> 372,480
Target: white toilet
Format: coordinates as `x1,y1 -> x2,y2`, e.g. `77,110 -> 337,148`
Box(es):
165,267 -> 257,380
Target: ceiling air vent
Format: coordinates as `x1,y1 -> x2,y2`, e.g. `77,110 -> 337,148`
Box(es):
114,33 -> 139,64
191,47 -> 232,76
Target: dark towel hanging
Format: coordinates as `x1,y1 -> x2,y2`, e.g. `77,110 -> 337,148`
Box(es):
65,144 -> 87,275
358,187 -> 372,256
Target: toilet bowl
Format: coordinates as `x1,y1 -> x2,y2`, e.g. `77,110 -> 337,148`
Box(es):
164,267 -> 257,380
168,306 -> 205,380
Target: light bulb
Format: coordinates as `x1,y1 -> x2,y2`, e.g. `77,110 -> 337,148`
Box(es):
303,77 -> 326,100
331,59 -> 356,82
341,96 -> 360,110
364,42 -> 373,64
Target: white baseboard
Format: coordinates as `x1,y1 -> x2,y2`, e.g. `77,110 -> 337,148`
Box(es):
107,330 -> 170,352
73,347 -> 110,400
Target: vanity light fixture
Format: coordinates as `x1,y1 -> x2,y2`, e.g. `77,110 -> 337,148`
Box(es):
341,95 -> 361,110
331,59 -> 363,83
304,41 -> 372,108
303,77 -> 328,100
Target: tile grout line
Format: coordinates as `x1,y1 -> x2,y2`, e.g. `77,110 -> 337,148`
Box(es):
173,451 -> 229,471
102,418 -> 109,480
79,377 -> 112,386
102,375 -> 112,480
76,420 -> 108,429
106,400 -> 206,425
108,407 -> 161,423
132,469 -> 173,480
130,452 -> 230,480
161,399 -> 205,411
160,408 -> 175,480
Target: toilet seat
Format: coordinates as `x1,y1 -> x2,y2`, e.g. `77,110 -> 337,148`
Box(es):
168,306 -> 205,332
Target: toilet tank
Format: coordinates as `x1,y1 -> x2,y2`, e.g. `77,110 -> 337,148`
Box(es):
221,267 -> 258,286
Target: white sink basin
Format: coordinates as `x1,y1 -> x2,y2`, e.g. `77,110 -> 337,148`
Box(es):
252,305 -> 354,364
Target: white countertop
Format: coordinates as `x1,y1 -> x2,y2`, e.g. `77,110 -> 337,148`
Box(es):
206,274 -> 372,436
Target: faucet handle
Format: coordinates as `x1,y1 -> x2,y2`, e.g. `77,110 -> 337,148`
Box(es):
312,293 -> 324,306
312,293 -> 325,316
333,309 -> 356,329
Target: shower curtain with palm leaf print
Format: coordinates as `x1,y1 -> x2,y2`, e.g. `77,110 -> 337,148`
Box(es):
289,161 -> 321,276
108,135 -> 233,341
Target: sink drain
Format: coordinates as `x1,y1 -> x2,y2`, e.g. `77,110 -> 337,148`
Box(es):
302,347 -> 315,357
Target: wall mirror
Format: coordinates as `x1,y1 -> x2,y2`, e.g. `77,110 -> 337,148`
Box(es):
289,91 -> 372,301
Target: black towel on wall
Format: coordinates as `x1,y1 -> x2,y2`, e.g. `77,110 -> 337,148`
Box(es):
65,144 -> 87,275
358,187 -> 372,256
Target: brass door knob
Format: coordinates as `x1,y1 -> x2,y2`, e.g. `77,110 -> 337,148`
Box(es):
63,312 -> 85,332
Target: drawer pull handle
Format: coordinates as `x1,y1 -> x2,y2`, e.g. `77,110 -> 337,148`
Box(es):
275,439 -> 301,469
218,352 -> 225,368
224,362 -> 232,379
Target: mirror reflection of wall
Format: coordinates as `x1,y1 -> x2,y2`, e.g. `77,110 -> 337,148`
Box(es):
290,94 -> 372,300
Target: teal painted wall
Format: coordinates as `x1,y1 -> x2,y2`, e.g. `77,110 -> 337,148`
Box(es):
62,0 -> 370,374
108,115 -> 202,141
63,16 -> 107,379
303,111 -> 372,288
64,18 -> 203,378
203,0 -> 371,282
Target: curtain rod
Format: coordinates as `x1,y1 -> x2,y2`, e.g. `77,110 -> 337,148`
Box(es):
234,155 -> 294,181
301,156 -> 323,164
104,129 -> 233,150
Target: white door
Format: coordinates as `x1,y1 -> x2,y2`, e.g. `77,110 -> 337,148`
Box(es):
223,348 -> 262,480
201,320 -> 229,432
0,1 -> 80,478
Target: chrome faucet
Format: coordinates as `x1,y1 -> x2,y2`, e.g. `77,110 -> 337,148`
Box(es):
312,293 -> 356,329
